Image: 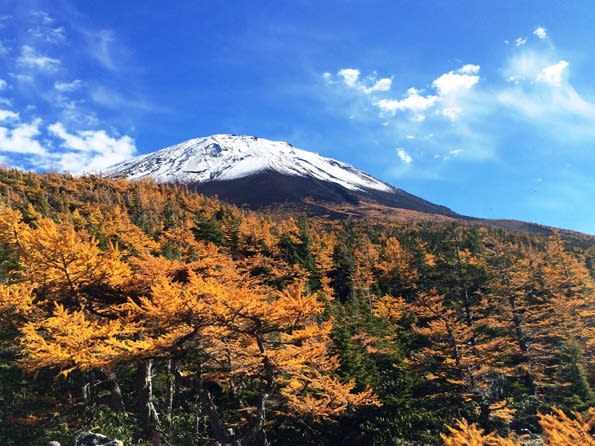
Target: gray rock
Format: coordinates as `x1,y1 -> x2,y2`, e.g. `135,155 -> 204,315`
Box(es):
72,432 -> 123,446
46,442 -> 62,446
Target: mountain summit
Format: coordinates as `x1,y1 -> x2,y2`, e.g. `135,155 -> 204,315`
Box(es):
102,134 -> 392,192
102,134 -> 457,217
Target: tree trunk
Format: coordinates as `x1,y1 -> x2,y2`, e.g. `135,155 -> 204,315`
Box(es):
171,364 -> 234,445
246,333 -> 275,446
100,369 -> 125,412
198,387 -> 236,445
165,358 -> 174,442
478,401 -> 491,432
136,359 -> 160,441
508,294 -> 528,352
75,371 -> 95,407
166,358 -> 174,420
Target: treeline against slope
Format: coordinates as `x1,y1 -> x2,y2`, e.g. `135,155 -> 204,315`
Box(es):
0,168 -> 592,445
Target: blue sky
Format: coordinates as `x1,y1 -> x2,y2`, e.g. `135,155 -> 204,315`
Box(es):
1,1 -> 594,234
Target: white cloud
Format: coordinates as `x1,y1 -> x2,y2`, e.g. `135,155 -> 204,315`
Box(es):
337,68 -> 360,88
515,37 -> 527,47
322,72 -> 332,81
0,110 -> 19,121
376,88 -> 437,115
427,66 -> 481,121
362,77 -> 392,94
17,45 -> 60,70
335,68 -> 392,94
533,27 -> 547,39
458,64 -> 480,74
54,79 -> 84,92
0,118 -> 47,155
0,79 -> 6,90
396,148 -> 412,164
432,68 -> 480,96
48,122 -> 136,173
329,64 -> 481,123
325,63 -> 488,162
536,60 -> 568,86
323,30 -> 595,182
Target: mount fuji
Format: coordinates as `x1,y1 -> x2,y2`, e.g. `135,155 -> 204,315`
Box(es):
101,134 -> 457,217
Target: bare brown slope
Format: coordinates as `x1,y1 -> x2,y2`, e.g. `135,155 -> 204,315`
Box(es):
186,169 -> 458,217
184,170 -> 593,242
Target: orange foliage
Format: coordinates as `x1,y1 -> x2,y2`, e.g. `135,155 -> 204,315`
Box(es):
0,202 -> 378,428
441,407 -> 595,446
441,419 -> 517,446
538,407 -> 595,446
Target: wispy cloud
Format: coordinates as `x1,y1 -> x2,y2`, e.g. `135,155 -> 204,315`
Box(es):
54,79 -> 84,92
503,50 -> 550,83
89,86 -> 158,112
17,45 -> 60,70
84,29 -> 122,71
31,10 -> 55,26
498,39 -> 595,141
396,148 -> 412,164
27,14 -> 66,45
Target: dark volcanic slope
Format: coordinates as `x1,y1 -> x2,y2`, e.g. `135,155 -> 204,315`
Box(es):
187,170 -> 458,217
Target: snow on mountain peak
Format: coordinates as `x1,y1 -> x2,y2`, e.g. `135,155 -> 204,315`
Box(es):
100,134 -> 394,193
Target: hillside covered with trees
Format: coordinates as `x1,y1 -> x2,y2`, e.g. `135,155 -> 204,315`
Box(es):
0,168 -> 592,445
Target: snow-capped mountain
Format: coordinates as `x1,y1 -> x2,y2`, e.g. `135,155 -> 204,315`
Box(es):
102,134 -> 393,193
102,134 -> 456,217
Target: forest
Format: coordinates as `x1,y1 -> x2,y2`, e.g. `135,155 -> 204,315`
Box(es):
0,168 -> 592,445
